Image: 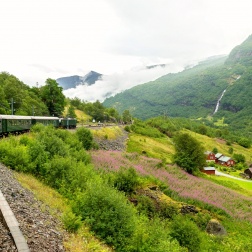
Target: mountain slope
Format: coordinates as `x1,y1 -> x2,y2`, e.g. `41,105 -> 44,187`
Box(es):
56,71 -> 103,90
103,56 -> 228,119
103,35 -> 252,134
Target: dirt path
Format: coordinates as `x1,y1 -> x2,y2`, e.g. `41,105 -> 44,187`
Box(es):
215,170 -> 252,182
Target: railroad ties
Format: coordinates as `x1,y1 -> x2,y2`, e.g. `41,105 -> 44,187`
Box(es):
0,189 -> 30,252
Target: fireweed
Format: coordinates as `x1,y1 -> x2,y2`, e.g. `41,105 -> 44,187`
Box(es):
91,150 -> 252,222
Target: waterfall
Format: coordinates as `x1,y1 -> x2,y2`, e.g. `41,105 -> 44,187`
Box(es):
213,89 -> 226,114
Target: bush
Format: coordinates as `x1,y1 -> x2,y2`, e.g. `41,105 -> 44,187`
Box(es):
62,210 -> 82,233
28,142 -> 48,175
113,167 -> 140,194
76,127 -> 94,150
73,181 -> 137,250
135,195 -> 156,218
233,153 -> 246,163
0,137 -> 30,172
237,137 -> 251,148
170,215 -> 202,252
131,216 -> 185,252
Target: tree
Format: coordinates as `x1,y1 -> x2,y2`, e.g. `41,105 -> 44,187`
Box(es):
173,133 -> 206,174
67,105 -> 77,118
40,78 -> 66,117
122,110 -> 132,124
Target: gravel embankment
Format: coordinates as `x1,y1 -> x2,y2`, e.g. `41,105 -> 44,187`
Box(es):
0,164 -> 65,252
93,129 -> 129,151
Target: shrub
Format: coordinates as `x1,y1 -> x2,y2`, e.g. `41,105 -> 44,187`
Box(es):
124,125 -> 131,132
237,137 -> 251,148
170,215 -> 201,252
135,195 -> 156,218
27,139 -> 49,175
113,167 -> 140,194
73,181 -> 137,250
0,138 -> 30,172
233,153 -> 246,163
62,210 -> 82,233
158,201 -> 178,219
131,216 -> 185,252
76,127 -> 94,150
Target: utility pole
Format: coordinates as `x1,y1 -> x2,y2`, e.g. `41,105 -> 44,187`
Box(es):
10,98 -> 16,115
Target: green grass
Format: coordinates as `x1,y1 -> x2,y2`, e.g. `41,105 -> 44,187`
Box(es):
184,129 -> 252,163
209,175 -> 252,195
91,126 -> 124,140
14,172 -> 112,252
127,133 -> 174,163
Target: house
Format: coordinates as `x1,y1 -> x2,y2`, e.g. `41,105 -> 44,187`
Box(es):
244,168 -> 252,178
204,151 -> 216,162
217,155 -> 235,167
215,153 -> 223,162
202,167 -> 216,175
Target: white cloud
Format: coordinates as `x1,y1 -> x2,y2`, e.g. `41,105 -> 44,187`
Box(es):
63,62 -> 185,102
1,0 -> 252,101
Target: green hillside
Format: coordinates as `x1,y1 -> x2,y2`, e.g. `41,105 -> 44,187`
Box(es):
103,35 -> 252,137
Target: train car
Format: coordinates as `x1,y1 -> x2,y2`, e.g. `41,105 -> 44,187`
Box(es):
0,115 -> 32,137
59,118 -> 77,129
31,116 -> 59,127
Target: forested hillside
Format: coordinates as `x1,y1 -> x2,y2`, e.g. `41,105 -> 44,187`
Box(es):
103,35 -> 252,137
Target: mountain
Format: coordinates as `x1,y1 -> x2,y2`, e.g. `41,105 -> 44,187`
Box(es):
103,34 -> 252,134
56,71 -> 103,90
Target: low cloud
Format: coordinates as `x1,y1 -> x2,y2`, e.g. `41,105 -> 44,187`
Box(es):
63,63 -> 186,102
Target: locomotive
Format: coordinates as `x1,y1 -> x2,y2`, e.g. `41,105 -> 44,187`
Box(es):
0,115 -> 77,137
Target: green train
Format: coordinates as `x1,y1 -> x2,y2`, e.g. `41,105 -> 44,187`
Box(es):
0,115 -> 77,137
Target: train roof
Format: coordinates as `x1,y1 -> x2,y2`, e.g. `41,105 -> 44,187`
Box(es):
0,115 -> 32,120
31,116 -> 59,120
0,115 -> 60,120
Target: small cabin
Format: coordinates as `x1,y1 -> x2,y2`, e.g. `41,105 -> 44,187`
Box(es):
215,153 -> 223,163
217,156 -> 235,167
244,168 -> 252,178
202,167 -> 216,175
204,151 -> 216,162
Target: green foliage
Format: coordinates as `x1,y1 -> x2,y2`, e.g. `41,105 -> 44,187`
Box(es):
62,210 -> 82,233
170,215 -> 202,252
0,137 -> 30,172
73,181 -> 137,250
122,109 -> 132,123
76,127 -> 94,150
237,137 -> 251,148
233,153 -> 246,163
173,133 -> 206,173
40,78 -> 66,117
113,167 -> 140,194
124,125 -> 131,132
130,120 -> 164,138
212,147 -> 218,154
131,216 -> 186,252
0,72 -> 49,115
158,202 -> 178,219
228,147 -> 234,154
67,105 -> 77,118
135,195 -> 156,218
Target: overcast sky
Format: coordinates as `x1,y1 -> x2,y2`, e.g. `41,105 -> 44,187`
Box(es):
1,0 -> 252,101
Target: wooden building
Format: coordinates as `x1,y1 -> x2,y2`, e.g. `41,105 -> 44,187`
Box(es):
202,167 -> 216,175
204,151 -> 216,162
244,168 -> 252,178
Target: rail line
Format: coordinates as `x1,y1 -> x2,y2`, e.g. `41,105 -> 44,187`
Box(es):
0,189 -> 30,252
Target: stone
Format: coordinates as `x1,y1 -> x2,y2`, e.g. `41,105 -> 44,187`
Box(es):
206,219 -> 227,236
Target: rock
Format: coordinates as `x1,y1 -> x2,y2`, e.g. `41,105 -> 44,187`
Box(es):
0,163 -> 65,251
206,219 -> 227,236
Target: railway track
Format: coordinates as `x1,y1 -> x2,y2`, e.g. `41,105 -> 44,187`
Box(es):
0,189 -> 29,252
0,209 -> 17,252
